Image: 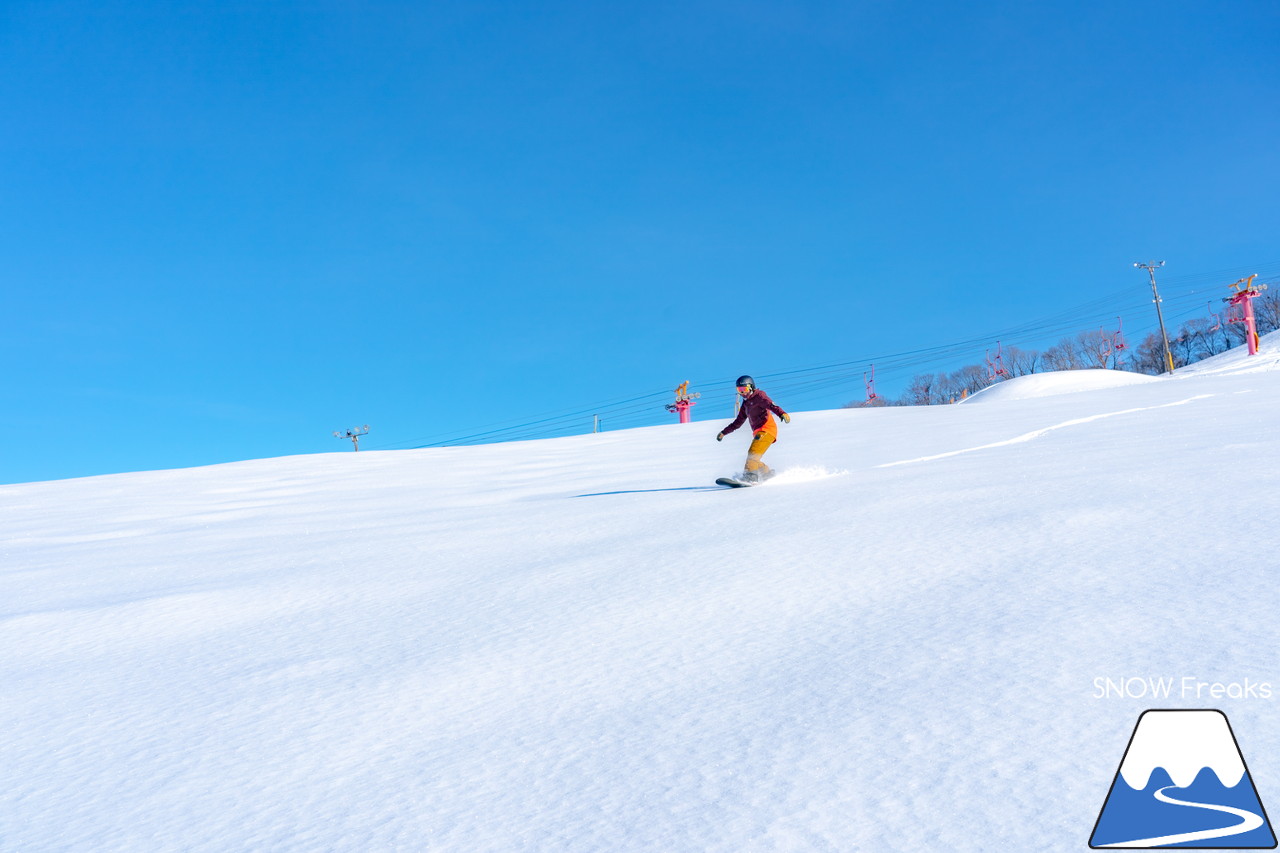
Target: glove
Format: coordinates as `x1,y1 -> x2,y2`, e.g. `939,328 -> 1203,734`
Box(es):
716,432 -> 724,442
782,413 -> 790,424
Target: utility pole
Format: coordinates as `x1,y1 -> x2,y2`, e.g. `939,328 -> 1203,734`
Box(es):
1135,261 -> 1175,374
334,425 -> 369,451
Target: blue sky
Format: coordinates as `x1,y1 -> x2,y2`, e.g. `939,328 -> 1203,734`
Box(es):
3,0 -> 1278,483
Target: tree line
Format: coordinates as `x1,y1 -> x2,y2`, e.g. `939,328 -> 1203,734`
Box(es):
853,287 -> 1280,407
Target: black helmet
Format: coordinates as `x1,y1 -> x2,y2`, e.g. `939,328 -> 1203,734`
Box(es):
735,375 -> 755,389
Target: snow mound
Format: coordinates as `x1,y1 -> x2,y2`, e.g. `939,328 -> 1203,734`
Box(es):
960,368 -> 1160,404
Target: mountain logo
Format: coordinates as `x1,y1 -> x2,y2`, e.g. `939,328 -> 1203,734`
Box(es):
1090,709 -> 1276,848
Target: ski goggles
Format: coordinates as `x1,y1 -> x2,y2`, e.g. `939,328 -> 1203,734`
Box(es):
736,385 -> 753,394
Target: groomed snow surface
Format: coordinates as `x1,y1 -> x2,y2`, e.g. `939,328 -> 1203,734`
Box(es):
4,336 -> 1280,852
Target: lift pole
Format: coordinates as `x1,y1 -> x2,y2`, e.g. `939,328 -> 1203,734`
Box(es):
334,425 -> 369,451
1226,274 -> 1268,356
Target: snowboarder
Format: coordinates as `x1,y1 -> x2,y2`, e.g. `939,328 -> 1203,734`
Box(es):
716,375 -> 790,483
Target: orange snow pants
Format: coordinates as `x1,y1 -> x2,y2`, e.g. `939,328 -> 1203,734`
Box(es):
745,426 -> 776,474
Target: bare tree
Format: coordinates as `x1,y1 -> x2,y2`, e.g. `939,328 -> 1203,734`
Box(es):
1046,330 -> 1119,370
949,364 -> 990,398
1002,345 -> 1041,377
1179,317 -> 1231,361
1170,329 -> 1199,367
1128,331 -> 1191,374
934,372 -> 964,404
1041,343 -> 1076,372
1253,289 -> 1280,336
901,373 -> 941,406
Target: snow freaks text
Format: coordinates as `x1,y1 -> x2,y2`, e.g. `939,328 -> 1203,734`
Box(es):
1093,676 -> 1273,700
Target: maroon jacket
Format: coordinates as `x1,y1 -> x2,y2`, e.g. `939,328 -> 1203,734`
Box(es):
722,389 -> 788,439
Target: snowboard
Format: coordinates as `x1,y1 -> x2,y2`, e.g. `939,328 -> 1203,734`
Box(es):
715,476 -> 759,488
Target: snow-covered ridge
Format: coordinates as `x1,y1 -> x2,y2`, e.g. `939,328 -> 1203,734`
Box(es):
961,368 -> 1160,404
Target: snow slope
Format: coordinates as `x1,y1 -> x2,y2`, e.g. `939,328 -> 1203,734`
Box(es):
4,335 -> 1280,852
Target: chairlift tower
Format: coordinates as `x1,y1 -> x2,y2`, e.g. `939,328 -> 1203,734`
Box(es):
665,381 -> 700,424
1225,274 -> 1268,356
334,425 -> 370,451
